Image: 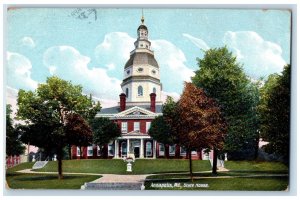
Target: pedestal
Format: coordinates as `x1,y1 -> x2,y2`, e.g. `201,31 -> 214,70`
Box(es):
127,163 -> 132,172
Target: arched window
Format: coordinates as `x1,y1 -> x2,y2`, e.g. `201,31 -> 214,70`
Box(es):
138,86 -> 143,96
146,142 -> 152,157
153,87 -> 156,94
126,88 -> 129,97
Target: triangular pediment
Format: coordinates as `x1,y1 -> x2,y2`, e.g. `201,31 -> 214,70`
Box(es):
116,106 -> 155,117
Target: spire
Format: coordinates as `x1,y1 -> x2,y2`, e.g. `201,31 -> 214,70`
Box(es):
141,9 -> 144,24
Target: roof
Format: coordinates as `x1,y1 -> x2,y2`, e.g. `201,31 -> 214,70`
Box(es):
138,24 -> 148,31
124,52 -> 159,69
99,104 -> 163,115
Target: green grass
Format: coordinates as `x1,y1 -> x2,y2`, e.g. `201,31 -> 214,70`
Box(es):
225,161 -> 288,172
6,162 -> 35,173
35,159 -> 211,174
144,176 -> 288,191
6,173 -> 101,189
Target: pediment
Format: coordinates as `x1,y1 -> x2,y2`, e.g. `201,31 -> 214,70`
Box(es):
117,106 -> 155,117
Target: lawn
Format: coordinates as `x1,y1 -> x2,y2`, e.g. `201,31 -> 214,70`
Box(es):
144,176 -> 288,191
35,159 -> 211,174
6,172 -> 101,189
225,161 -> 288,172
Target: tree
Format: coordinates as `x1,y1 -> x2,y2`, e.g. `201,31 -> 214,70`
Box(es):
178,83 -> 227,177
17,76 -> 100,179
89,117 -> 121,158
65,113 -> 93,159
148,116 -> 175,157
259,64 -> 290,164
192,47 -> 259,160
6,104 -> 25,157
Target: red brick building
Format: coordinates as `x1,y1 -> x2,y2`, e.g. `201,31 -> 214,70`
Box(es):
72,16 -> 211,160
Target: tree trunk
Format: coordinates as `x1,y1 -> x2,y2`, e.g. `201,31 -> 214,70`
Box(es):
188,149 -> 193,181
68,145 -> 72,160
79,146 -> 82,159
254,132 -> 260,160
212,147 -> 218,175
57,146 -> 63,179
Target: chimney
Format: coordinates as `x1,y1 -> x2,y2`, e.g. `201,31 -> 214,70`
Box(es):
150,93 -> 156,113
119,93 -> 126,111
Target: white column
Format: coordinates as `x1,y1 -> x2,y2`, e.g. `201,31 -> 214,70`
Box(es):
127,139 -> 130,157
153,140 -> 157,158
140,139 -> 144,158
114,140 -> 119,158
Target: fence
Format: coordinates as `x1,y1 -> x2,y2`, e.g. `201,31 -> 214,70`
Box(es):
6,155 -> 21,169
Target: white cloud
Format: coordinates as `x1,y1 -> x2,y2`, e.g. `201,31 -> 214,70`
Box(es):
6,52 -> 38,91
95,32 -> 135,66
43,45 -> 122,101
105,63 -> 116,71
223,31 -> 286,79
21,36 -> 35,48
152,39 -> 195,83
183,33 -> 210,51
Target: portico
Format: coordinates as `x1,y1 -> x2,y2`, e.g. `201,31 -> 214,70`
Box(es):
114,134 -> 156,159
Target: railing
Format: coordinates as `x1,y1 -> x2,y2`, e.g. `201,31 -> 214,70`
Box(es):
6,155 -> 21,169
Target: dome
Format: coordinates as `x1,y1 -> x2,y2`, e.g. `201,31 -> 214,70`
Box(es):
124,52 -> 159,69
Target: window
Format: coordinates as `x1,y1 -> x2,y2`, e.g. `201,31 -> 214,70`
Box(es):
121,122 -> 128,133
180,147 -> 186,156
146,142 -> 152,157
169,145 -> 175,156
134,122 -> 140,132
87,146 -> 93,156
152,69 -> 156,74
138,67 -> 143,72
121,142 -> 127,157
159,143 -> 165,156
126,70 -> 130,75
138,86 -> 143,96
153,87 -> 156,94
125,88 -> 129,97
108,144 -> 114,156
146,122 -> 151,133
97,146 -> 101,156
77,147 -> 80,156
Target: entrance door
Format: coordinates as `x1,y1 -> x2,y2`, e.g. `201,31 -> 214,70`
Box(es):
134,147 -> 140,158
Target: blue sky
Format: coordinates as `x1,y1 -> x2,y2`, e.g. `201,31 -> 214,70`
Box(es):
6,8 -> 291,108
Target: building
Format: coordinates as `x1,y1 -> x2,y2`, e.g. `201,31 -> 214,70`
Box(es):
71,16 -> 210,160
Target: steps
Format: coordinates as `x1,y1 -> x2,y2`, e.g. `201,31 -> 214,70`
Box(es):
82,182 -> 144,190
32,161 -> 48,169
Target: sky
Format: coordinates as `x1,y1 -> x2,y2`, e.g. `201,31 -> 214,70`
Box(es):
6,8 -> 291,110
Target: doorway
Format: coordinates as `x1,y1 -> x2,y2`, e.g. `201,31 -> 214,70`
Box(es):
134,147 -> 140,158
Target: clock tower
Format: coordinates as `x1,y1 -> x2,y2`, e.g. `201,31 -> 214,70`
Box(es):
121,15 -> 162,105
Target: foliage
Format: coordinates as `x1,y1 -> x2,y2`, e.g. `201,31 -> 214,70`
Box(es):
17,76 -> 101,179
6,104 -> 25,156
192,47 -> 259,160
177,83 -> 227,150
89,117 -> 121,157
258,64 -> 290,164
148,116 -> 174,145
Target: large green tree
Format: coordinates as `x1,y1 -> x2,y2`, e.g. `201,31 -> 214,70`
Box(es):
17,76 -> 100,179
192,47 -> 259,160
89,117 -> 121,158
258,64 -> 290,164
148,115 -> 175,157
6,104 -> 25,157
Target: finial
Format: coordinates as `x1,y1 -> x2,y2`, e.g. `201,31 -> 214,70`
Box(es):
141,9 -> 144,24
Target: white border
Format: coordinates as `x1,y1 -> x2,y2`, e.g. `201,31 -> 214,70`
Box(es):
1,1 -> 298,200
